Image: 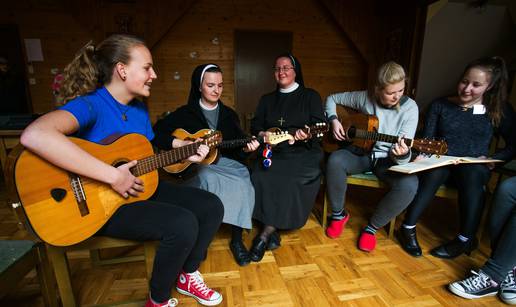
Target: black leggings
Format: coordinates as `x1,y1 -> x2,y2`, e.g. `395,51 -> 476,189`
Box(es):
97,181 -> 224,302
483,177 -> 516,283
404,164 -> 490,238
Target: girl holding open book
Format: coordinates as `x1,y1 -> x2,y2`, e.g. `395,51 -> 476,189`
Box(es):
398,56 -> 516,259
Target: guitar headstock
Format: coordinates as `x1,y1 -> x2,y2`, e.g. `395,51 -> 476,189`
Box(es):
266,131 -> 294,145
412,139 -> 448,155
305,122 -> 329,139
201,130 -> 223,148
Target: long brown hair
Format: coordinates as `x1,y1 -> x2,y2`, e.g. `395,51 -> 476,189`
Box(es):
57,34 -> 146,105
462,56 -> 508,126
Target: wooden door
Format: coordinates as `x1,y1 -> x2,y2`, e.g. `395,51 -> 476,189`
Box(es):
234,30 -> 292,131
0,24 -> 31,115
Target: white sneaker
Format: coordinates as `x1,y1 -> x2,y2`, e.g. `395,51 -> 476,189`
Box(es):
448,270 -> 499,299
500,267 -> 516,305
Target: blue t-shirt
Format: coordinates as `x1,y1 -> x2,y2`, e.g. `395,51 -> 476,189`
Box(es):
59,87 -> 154,143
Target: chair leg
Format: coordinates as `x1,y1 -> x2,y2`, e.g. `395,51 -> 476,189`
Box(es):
388,217 -> 396,239
143,241 -> 157,281
35,243 -> 58,307
322,192 -> 329,231
46,244 -> 77,307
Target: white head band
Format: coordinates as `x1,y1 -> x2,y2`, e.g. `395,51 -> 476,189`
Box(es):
200,64 -> 218,86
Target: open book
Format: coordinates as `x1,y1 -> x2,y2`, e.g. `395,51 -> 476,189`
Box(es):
388,155 -> 503,174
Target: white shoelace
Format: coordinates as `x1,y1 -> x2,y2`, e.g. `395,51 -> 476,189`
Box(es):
461,270 -> 492,291
501,269 -> 516,289
166,298 -> 179,307
189,271 -> 211,296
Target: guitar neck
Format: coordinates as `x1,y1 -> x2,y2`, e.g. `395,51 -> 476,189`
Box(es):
354,129 -> 413,147
218,135 -> 264,149
132,142 -> 201,176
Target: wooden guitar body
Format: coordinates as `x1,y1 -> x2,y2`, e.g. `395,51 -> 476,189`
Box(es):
163,129 -> 218,174
323,107 -> 379,152
14,134 -> 158,246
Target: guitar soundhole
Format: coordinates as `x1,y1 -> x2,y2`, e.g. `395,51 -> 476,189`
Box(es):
112,160 -> 129,168
50,188 -> 67,202
348,127 -> 357,138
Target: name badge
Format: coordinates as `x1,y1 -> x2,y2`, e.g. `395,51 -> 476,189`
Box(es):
473,104 -> 486,114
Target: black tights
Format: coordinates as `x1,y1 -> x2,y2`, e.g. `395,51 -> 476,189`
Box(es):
97,181 -> 224,302
404,164 -> 490,238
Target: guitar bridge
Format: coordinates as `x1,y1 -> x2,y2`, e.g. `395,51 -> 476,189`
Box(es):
69,173 -> 89,216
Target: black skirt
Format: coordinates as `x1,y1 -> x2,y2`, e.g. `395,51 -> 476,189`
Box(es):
251,144 -> 323,229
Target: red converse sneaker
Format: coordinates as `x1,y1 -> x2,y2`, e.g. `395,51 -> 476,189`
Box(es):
358,229 -> 376,252
144,297 -> 178,307
325,213 -> 350,239
176,271 -> 222,306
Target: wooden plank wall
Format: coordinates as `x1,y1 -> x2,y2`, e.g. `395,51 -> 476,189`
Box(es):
149,0 -> 367,121
1,0 -> 369,123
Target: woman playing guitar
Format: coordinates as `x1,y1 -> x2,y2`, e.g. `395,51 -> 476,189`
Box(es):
153,64 -> 260,267
324,61 -> 419,253
20,35 -> 223,307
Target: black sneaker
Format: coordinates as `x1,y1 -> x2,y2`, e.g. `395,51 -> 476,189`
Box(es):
500,267 -> 516,305
448,270 -> 499,299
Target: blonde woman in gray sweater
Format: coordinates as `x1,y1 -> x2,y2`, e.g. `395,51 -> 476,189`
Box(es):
324,61 -> 419,252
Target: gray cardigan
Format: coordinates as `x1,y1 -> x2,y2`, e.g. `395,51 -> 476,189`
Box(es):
325,90 -> 419,164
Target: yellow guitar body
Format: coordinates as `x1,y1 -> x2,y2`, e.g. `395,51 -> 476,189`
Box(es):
14,134 -> 158,246
163,129 -> 217,174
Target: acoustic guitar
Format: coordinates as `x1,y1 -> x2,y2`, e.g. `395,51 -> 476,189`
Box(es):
163,123 -> 329,173
323,107 -> 448,155
163,128 -> 293,173
13,131 -> 221,246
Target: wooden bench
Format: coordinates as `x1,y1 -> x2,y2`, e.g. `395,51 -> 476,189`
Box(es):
319,172 -> 458,239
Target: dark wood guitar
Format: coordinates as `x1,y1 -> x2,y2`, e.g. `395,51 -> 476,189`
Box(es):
12,131 -> 221,246
323,107 -> 448,155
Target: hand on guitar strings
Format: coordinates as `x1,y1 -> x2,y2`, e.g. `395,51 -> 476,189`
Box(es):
172,138 -> 210,163
243,138 -> 260,152
187,141 -> 210,163
293,125 -> 310,143
391,135 -> 409,156
112,160 -> 144,198
330,119 -> 347,141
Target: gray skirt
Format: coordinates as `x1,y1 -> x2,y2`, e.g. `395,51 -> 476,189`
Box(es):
184,157 -> 254,229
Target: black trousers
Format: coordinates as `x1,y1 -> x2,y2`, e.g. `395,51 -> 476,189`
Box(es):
483,176 -> 516,283
97,181 -> 224,302
404,164 -> 490,238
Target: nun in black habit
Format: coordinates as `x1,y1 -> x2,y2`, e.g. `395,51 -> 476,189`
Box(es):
249,53 -> 325,262
153,64 -> 260,266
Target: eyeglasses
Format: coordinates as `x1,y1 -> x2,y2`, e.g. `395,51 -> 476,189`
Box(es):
273,66 -> 294,73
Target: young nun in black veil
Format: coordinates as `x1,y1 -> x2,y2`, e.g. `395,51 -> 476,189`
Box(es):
249,53 -> 326,262
153,64 -> 260,266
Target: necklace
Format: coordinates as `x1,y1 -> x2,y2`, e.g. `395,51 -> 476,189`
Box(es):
116,102 -> 130,121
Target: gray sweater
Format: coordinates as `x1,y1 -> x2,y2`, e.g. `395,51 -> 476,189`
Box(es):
325,90 -> 419,164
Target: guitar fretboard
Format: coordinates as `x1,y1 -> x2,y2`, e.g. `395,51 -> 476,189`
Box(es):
218,136 -> 264,149
131,142 -> 202,176
354,129 -> 412,146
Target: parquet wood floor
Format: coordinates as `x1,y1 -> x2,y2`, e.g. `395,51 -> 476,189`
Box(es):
1,181 -> 506,306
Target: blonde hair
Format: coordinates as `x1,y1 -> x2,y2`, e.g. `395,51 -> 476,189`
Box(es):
369,61 -> 406,103
57,34 -> 146,105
